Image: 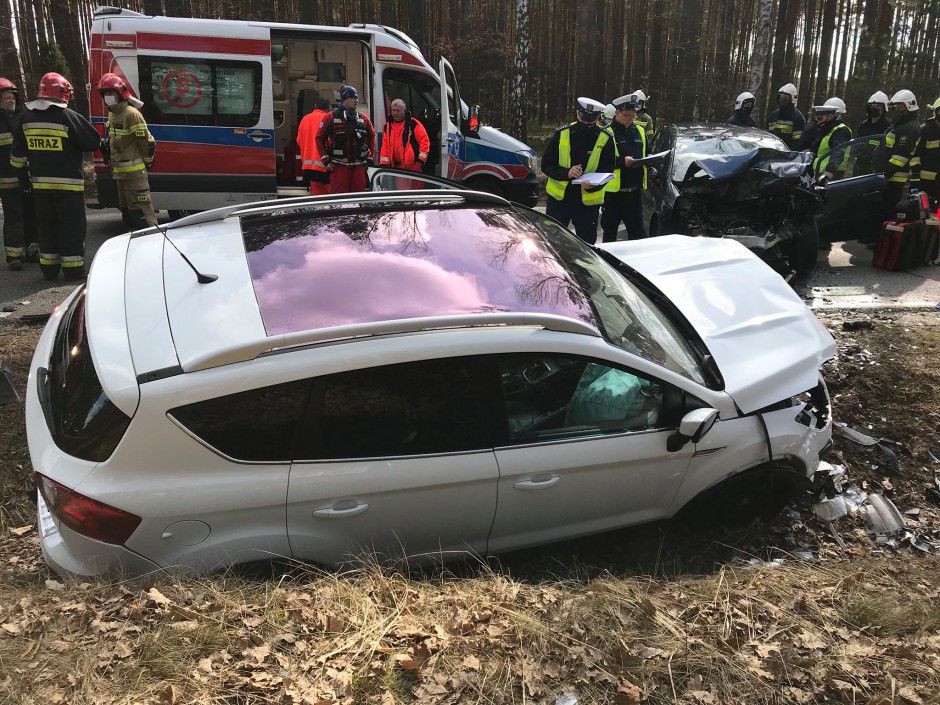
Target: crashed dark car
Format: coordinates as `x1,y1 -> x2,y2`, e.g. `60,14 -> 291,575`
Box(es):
644,124 -> 825,278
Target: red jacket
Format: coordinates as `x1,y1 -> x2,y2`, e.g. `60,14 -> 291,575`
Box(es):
379,114 -> 431,172
297,108 -> 328,173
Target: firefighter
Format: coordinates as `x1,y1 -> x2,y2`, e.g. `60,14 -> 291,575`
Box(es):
601,95 -> 647,243
541,97 -> 616,244
378,99 -> 430,173
297,94 -> 331,195
883,89 -> 922,219
808,97 -> 852,181
0,77 -> 37,271
915,97 -> 940,202
854,91 -> 891,175
9,73 -> 101,281
727,92 -> 756,127
767,83 -> 805,150
315,85 -> 375,194
632,90 -> 654,135
98,73 -> 157,229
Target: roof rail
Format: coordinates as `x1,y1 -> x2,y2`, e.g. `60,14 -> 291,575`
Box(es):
185,313 -> 600,372
95,6 -> 145,16
162,189 -> 511,230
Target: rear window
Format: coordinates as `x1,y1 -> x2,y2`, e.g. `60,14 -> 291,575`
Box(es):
42,288 -> 132,462
168,380 -> 310,462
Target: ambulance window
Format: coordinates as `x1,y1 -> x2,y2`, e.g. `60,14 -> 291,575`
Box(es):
138,57 -> 262,128
382,68 -> 439,121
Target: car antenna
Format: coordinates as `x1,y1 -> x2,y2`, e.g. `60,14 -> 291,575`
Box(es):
153,221 -> 218,284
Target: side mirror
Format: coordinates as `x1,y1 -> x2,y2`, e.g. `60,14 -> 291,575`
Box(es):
667,408 -> 719,452
468,104 -> 480,135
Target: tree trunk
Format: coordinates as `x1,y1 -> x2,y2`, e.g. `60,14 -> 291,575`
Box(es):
379,0 -> 395,26
509,0 -> 528,143
143,0 -> 163,14
798,0 -> 817,110
573,1 -> 594,99
747,0 -> 773,99
53,0 -> 89,117
164,0 -> 193,17
0,12 -> 22,87
815,0 -> 837,97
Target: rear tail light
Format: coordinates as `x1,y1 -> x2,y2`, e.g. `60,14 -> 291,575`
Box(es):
36,473 -> 141,545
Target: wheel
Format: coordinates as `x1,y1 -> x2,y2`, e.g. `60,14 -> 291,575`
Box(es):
464,177 -> 506,199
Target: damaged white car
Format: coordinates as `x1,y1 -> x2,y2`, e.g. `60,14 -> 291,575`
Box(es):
26,189 -> 835,578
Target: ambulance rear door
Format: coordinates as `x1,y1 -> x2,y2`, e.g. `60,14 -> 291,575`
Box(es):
438,56 -> 465,181
128,20 -> 277,212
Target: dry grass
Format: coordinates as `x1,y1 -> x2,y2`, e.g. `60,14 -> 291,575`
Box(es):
3,314 -> 940,703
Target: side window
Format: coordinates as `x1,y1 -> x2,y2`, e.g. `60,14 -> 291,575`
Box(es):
168,380 -> 310,461
827,135 -> 885,180
138,56 -> 262,127
497,354 -> 664,443
381,67 -> 438,121
299,358 -> 487,460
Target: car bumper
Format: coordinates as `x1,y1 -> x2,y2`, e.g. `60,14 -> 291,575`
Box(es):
499,173 -> 540,208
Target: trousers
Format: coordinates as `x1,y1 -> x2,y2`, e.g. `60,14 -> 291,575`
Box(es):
34,190 -> 87,278
329,163 -> 368,194
116,173 -> 158,226
546,197 -> 600,245
601,189 -> 646,242
1,187 -> 38,262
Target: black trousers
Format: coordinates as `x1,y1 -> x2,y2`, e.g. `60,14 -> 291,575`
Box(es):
546,197 -> 600,245
1,188 -> 37,262
34,190 -> 87,276
601,189 -> 646,242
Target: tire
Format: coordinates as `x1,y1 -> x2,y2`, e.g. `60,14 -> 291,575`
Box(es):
464,177 -> 506,199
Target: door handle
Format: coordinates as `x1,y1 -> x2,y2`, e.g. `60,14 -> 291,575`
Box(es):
447,137 -> 457,143
248,130 -> 272,142
514,475 -> 560,490
313,503 -> 369,518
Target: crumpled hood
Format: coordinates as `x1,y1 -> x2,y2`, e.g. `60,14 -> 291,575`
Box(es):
683,147 -> 813,185
599,235 -> 836,413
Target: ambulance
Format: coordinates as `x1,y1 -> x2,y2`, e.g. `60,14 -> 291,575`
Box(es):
88,6 -> 539,216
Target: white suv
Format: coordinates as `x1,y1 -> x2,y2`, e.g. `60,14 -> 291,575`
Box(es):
26,190 -> 835,577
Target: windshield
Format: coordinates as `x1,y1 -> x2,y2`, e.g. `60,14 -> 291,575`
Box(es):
537,222 -> 707,385
673,130 -> 788,181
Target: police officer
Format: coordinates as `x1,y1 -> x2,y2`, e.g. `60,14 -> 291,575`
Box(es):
99,73 -> 157,229
297,94 -> 331,195
10,73 -> 101,281
915,97 -> 940,202
808,97 -> 852,181
601,95 -> 647,242
767,83 -> 806,150
541,97 -> 616,244
315,85 -> 375,194
883,89 -> 922,218
632,90 -> 655,135
727,92 -> 757,127
0,77 -> 37,271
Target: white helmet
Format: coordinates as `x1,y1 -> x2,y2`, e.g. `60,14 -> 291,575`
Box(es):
778,83 -> 798,99
631,89 -> 648,109
735,91 -> 756,110
889,89 -> 918,112
600,103 -> 615,124
867,91 -> 889,107
813,97 -> 846,117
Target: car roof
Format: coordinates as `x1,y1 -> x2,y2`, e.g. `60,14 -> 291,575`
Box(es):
132,192 -> 603,374
671,122 -> 789,147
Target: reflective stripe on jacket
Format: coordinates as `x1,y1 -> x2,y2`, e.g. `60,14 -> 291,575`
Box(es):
297,108 -> 329,171
914,118 -> 939,182
379,114 -> 431,169
10,105 -> 101,191
813,122 -> 852,177
107,101 -> 155,180
546,123 -> 612,206
885,112 -> 922,184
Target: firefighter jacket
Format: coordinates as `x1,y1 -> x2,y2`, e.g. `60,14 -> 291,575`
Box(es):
315,108 -> 376,167
542,121 -> 616,206
609,120 -> 646,191
726,110 -> 756,128
10,104 -> 101,192
856,115 -> 890,139
884,111 -> 921,185
297,108 -> 329,173
0,108 -> 24,190
810,118 -> 852,178
635,112 -> 654,136
379,113 -> 430,171
106,100 -> 155,180
914,117 -> 939,185
767,105 -> 806,150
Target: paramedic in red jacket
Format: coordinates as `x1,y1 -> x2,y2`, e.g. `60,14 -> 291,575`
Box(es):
379,99 -> 430,173
315,85 -> 375,194
296,94 -> 331,195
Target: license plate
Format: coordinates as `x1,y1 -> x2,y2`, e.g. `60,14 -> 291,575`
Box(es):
37,493 -> 58,539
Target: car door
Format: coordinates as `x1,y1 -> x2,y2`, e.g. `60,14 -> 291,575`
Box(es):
643,127 -> 676,234
368,166 -> 462,191
438,57 -> 465,181
816,134 -> 886,243
286,357 -> 499,566
486,353 -> 696,554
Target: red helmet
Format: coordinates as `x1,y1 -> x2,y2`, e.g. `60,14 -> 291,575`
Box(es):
98,72 -> 131,99
0,77 -> 17,94
37,72 -> 73,103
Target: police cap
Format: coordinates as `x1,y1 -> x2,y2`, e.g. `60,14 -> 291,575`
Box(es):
611,95 -> 638,111
576,97 -> 606,119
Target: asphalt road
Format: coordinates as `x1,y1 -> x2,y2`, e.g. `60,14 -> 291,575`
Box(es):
1,205 -> 939,321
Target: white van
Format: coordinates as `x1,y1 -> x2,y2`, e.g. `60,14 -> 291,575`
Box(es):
88,6 -> 539,216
